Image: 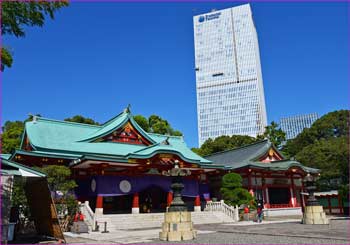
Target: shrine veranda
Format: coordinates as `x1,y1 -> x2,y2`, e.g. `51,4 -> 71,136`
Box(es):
7,107 -> 320,214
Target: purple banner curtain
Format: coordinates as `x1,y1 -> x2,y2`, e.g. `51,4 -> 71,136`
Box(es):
76,175 -> 202,198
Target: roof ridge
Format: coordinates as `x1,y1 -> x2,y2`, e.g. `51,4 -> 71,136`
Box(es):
100,110 -> 128,126
132,142 -> 162,154
148,132 -> 183,139
204,139 -> 269,157
29,117 -> 101,128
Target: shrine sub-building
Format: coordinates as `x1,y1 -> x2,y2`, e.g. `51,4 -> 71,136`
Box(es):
10,107 -> 319,215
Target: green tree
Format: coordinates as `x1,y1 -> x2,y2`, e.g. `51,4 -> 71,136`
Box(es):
134,114 -> 183,136
257,121 -> 286,149
283,110 -> 349,156
64,115 -> 100,125
38,165 -> 78,216
1,1 -> 69,70
39,165 -> 77,195
1,121 -> 24,154
133,115 -> 150,132
220,173 -> 255,207
283,110 -> 350,189
295,137 -> 349,187
192,135 -> 258,156
0,114 -> 40,154
11,178 -> 31,225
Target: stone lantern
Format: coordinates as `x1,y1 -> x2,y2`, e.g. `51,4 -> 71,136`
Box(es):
302,173 -> 329,224
159,160 -> 197,241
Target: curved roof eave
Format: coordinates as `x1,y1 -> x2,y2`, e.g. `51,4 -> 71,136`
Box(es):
76,112 -> 156,144
128,149 -> 211,165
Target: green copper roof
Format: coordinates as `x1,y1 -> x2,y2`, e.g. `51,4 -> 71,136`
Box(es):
1,154 -> 12,160
205,140 -> 319,173
22,108 -> 211,165
1,156 -> 46,177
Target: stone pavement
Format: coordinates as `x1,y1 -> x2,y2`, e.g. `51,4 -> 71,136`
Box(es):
64,218 -> 350,244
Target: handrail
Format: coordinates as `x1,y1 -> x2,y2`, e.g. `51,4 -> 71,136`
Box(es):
204,200 -> 239,222
80,201 -> 96,230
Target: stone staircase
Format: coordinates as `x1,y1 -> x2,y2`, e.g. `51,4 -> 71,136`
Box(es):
93,211 -> 235,231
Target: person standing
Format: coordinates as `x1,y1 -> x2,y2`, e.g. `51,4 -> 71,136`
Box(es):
257,202 -> 263,223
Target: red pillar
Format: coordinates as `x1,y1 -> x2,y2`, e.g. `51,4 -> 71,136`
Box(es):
167,191 -> 173,207
338,194 -> 344,214
248,173 -> 254,197
132,192 -> 139,208
96,195 -> 103,208
132,192 -> 140,213
194,195 -> 201,212
96,195 -> 104,214
327,196 -> 332,214
290,174 -> 297,207
194,195 -> 200,206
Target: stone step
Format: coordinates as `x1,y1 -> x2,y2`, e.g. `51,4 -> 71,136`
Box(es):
92,211 -> 236,230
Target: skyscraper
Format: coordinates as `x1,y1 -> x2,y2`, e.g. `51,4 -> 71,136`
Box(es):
193,4 -> 267,146
280,113 -> 319,140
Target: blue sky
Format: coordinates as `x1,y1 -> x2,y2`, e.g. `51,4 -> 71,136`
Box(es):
2,2 -> 349,147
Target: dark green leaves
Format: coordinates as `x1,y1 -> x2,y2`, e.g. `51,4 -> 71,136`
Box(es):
133,114 -> 183,136
64,115 -> 100,125
1,1 -> 69,70
220,173 -> 255,207
192,135 -> 258,156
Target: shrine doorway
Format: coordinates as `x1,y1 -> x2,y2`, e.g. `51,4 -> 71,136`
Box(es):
103,195 -> 133,214
268,187 -> 290,205
139,185 -> 167,213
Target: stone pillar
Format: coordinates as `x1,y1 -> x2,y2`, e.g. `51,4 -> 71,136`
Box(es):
95,195 -> 103,215
167,191 -> 173,207
132,192 -> 140,214
194,195 -> 201,212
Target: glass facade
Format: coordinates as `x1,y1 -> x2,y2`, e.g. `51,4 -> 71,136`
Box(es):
280,113 -> 319,140
193,4 -> 267,146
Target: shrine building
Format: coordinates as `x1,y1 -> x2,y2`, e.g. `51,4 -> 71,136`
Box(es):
9,107 -> 319,215
205,140 -> 320,209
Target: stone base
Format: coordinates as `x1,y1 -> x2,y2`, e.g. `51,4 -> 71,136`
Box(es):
95,208 -> 103,215
194,206 -> 201,212
159,211 -> 196,241
132,207 -> 140,214
71,221 -> 89,233
302,205 -> 329,225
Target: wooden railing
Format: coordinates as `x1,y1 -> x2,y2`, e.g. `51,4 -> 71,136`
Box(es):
79,201 -> 96,230
204,200 -> 239,222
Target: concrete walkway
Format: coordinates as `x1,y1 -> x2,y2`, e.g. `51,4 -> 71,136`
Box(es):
64,218 -> 349,244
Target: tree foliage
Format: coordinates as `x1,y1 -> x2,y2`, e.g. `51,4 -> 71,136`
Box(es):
1,114 -> 40,154
283,110 -> 350,188
283,110 -> 349,156
1,120 -> 24,154
64,115 -> 100,125
133,115 -> 150,132
257,121 -> 286,149
1,1 -> 68,70
133,114 -> 183,136
38,165 -> 78,216
220,173 -> 255,207
192,135 -> 258,156
38,165 -> 77,195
